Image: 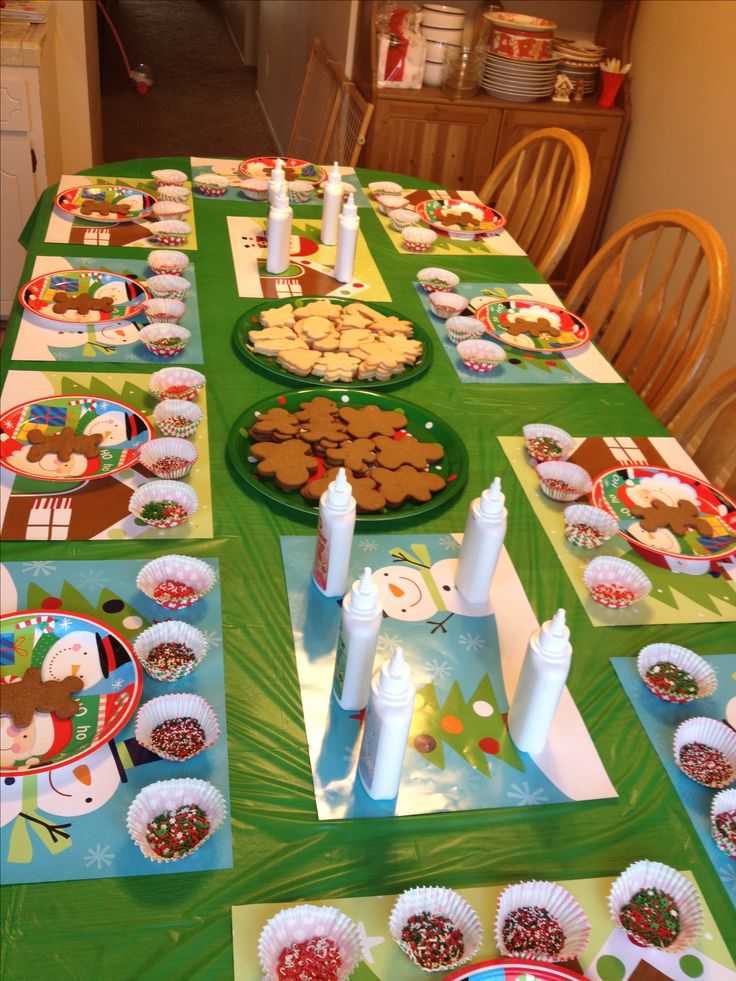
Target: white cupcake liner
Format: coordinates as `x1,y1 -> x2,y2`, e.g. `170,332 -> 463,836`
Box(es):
457,338 -> 505,373
711,788 -> 736,857
152,168 -> 188,187
139,437 -> 199,478
152,200 -> 190,221
258,905 -> 362,981
445,316 -> 485,344
157,184 -> 190,203
152,398 -> 204,438
149,366 -> 206,401
673,716 -> 736,788
583,556 -> 652,609
637,643 -> 718,703
376,193 -> 411,214
143,297 -> 186,324
126,777 -> 226,863
240,178 -> 269,200
135,692 -> 219,761
136,554 -> 216,610
608,860 -> 703,952
193,173 -> 229,195
151,220 -> 192,246
369,180 -> 403,197
495,880 -> 590,962
389,886 -> 482,972
523,423 -> 575,464
145,274 -> 191,300
418,267 -> 461,293
563,504 -> 618,548
134,619 -> 208,681
429,291 -> 468,319
287,180 -> 313,203
128,479 -> 199,528
389,208 -> 421,231
537,460 -> 592,502
139,323 -> 191,357
402,226 -> 437,252
147,249 -> 189,275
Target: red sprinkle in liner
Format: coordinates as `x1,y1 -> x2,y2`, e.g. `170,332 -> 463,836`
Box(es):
145,803 -> 209,858
644,661 -> 698,702
276,937 -> 342,981
527,435 -> 563,462
589,582 -> 636,608
620,887 -> 680,948
400,910 -> 465,968
679,741 -> 733,787
150,716 -> 205,759
164,384 -> 195,398
147,641 -> 196,679
541,477 -> 579,498
149,455 -> 190,477
565,522 -> 605,548
502,905 -> 565,958
713,810 -> 736,857
152,579 -> 199,607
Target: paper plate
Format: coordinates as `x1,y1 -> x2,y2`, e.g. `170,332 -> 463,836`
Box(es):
237,156 -> 327,184
415,198 -> 506,239
0,609 -> 143,777
0,395 -> 153,482
19,268 -> 149,326
590,465 -> 736,568
233,296 -> 432,389
474,298 -> 590,353
226,387 -> 468,521
55,183 -> 157,222
445,958 -> 586,981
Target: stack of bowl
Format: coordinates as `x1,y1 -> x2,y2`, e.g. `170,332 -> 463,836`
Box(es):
420,3 -> 465,87
551,37 -> 605,95
480,10 -> 561,102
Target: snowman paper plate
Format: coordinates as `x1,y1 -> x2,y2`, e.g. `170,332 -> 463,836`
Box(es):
237,156 -> 327,185
590,465 -> 736,569
55,184 -> 157,222
415,198 -> 506,240
19,268 -> 149,326
474,299 -> 591,354
0,396 -> 153,482
445,959 -> 586,981
0,610 -> 143,777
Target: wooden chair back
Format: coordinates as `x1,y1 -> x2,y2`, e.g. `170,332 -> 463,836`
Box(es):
288,38 -> 374,168
565,209 -> 732,426
478,127 -> 591,280
669,364 -> 736,495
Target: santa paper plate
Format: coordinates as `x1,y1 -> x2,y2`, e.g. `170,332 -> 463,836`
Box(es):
0,610 -> 143,777
474,299 -> 591,354
590,465 -> 736,571
415,198 -> 506,240
0,395 -> 153,482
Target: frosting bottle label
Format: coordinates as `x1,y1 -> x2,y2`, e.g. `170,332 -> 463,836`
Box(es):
333,627 -> 347,699
312,517 -> 329,590
357,709 -> 379,787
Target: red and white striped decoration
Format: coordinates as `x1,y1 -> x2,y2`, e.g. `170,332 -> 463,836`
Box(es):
14,615 -> 55,632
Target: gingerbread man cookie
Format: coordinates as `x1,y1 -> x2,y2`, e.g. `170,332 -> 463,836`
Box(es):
301,467 -> 387,512
26,427 -> 103,463
631,498 -> 713,537
249,407 -> 301,441
79,199 -> 131,217
373,434 -> 445,470
326,438 -> 377,474
295,396 -> 340,421
505,315 -> 560,338
339,405 -> 408,438
1,667 -> 83,729
52,292 -> 114,316
436,210 -> 480,228
372,465 -> 446,506
250,439 -> 318,490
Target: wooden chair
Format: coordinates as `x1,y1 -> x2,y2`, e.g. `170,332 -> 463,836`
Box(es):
668,364 -> 736,495
565,209 -> 732,426
477,127 -> 591,280
288,38 -> 374,167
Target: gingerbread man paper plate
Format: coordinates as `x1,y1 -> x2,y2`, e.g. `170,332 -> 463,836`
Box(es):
474,298 -> 591,354
55,184 -> 157,223
19,269 -> 149,327
415,198 -> 506,240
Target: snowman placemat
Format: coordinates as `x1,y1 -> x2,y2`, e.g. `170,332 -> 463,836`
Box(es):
0,369 -> 213,541
11,255 -> 203,365
499,436 -> 736,627
279,533 -> 616,820
0,558 -> 232,885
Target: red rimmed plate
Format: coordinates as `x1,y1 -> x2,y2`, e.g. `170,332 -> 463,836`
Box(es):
446,958 -> 586,981
474,298 -> 590,353
55,184 -> 157,222
0,610 -> 143,777
415,197 -> 506,240
19,268 -> 149,326
237,156 -> 327,184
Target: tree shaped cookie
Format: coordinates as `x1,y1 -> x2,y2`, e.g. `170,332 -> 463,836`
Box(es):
1,667 -> 83,729
372,465 -> 446,505
373,434 -> 444,470
250,439 -> 318,490
631,498 -> 713,537
26,427 -> 103,463
339,405 -> 408,438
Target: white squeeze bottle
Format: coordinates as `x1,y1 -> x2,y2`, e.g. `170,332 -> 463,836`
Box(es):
320,161 -> 344,246
358,647 -> 416,800
508,608 -> 572,754
266,184 -> 292,275
455,476 -> 507,606
334,193 -> 360,283
333,567 -> 384,711
312,467 -> 357,597
267,157 -> 286,205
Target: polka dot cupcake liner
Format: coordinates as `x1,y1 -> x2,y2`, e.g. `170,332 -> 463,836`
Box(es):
152,398 -> 203,438
143,297 -> 186,324
139,323 -> 191,358
193,173 -> 229,196
523,423 -> 575,465
495,879 -> 590,962
240,178 -> 268,201
139,436 -> 199,479
126,777 -> 225,863
637,643 -> 718,703
369,180 -> 403,197
608,860 -> 703,953
402,226 -> 437,252
389,885 -> 482,972
389,208 -> 421,231
151,168 -> 187,188
710,788 -> 736,857
128,479 -> 198,528
417,267 -> 460,293
258,905 -> 362,981
145,274 -> 191,300
134,692 -> 219,762
136,554 -> 216,610
151,220 -> 192,247
428,291 -> 468,319
376,193 -> 410,214
151,200 -> 190,222
536,460 -> 592,502
149,366 -> 206,401
445,316 -> 485,344
673,716 -> 736,788
157,184 -> 190,203
457,338 -> 506,373
563,503 -> 618,548
147,249 -> 189,276
133,619 -> 208,681
583,556 -> 652,609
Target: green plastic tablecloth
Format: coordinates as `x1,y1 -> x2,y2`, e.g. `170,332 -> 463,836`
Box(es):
2,159 -> 733,979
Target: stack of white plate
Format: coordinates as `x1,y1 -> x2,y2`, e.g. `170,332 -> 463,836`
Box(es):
481,50 -> 561,102
421,3 -> 465,86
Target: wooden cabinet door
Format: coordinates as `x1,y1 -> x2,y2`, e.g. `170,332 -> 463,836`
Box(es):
366,100 -> 503,191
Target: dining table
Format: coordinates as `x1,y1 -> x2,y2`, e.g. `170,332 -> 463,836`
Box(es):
0,156 -> 734,980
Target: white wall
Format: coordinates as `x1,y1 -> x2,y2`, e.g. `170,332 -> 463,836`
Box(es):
603,0 -> 736,384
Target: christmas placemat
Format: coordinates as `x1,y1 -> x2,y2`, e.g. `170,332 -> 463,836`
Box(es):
280,533 -> 615,821
612,654 -> 736,910
190,157 -> 370,206
0,558 -> 231,884
0,369 -> 213,541
44,175 -> 197,250
231,871 -> 734,980
366,188 -> 527,258
226,216 -> 391,301
417,282 -> 622,385
11,255 -> 203,364
499,436 -> 736,627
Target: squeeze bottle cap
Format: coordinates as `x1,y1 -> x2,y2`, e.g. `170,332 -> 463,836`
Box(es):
379,647 -> 411,696
350,567 -> 379,613
271,158 -> 285,180
327,161 -> 342,185
539,608 -> 570,656
341,193 -> 358,220
327,467 -> 354,507
478,475 -> 505,517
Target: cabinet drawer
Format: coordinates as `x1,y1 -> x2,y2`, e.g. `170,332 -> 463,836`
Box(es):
1,76 -> 31,132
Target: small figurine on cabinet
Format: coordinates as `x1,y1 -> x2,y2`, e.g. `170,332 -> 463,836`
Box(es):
573,79 -> 585,103
552,73 -> 574,102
